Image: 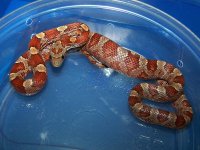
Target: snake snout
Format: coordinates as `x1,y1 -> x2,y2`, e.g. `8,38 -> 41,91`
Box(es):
50,56 -> 65,67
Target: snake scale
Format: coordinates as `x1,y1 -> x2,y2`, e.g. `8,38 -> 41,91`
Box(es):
9,22 -> 193,129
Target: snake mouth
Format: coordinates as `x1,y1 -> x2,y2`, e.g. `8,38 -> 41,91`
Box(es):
51,57 -> 64,67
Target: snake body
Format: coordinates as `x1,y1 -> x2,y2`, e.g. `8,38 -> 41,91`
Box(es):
9,22 -> 89,95
9,22 -> 193,129
82,32 -> 193,129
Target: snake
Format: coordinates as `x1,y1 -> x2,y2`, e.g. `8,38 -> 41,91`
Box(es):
9,22 -> 193,129
9,22 -> 90,95
81,32 -> 193,129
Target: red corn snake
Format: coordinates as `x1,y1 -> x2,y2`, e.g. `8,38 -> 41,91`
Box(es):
9,22 -> 193,129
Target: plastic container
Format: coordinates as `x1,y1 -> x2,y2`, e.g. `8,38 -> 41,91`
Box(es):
0,0 -> 10,17
0,0 -> 200,149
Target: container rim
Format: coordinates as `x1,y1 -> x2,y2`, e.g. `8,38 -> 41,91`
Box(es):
0,0 -> 200,52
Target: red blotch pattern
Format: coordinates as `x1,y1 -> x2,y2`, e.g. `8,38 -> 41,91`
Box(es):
175,115 -> 186,128
174,75 -> 184,86
164,63 -> 175,73
11,77 -> 26,94
87,33 -> 101,48
124,52 -> 140,74
60,34 -> 70,46
128,96 -> 141,107
157,110 -> 169,123
138,105 -> 151,118
45,29 -> 60,40
29,54 -> 45,68
102,40 -> 118,58
165,86 -> 178,97
29,36 -> 41,49
147,60 -> 157,73
34,71 -> 47,88
10,62 -> 25,73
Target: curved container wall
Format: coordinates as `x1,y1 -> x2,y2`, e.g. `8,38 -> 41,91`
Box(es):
0,0 -> 200,150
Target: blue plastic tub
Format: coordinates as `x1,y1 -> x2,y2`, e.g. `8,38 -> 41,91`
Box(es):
0,0 -> 38,17
0,0 -> 10,17
0,0 -> 200,149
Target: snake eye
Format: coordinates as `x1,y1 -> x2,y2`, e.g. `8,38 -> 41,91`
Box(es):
62,55 -> 65,59
49,55 -> 52,60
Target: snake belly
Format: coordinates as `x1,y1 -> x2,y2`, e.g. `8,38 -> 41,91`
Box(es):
82,32 -> 193,129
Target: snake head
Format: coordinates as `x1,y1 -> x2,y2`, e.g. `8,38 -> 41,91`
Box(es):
50,41 -> 67,67
49,22 -> 90,67
49,53 -> 65,67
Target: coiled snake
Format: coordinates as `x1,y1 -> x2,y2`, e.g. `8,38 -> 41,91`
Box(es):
9,22 -> 193,129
